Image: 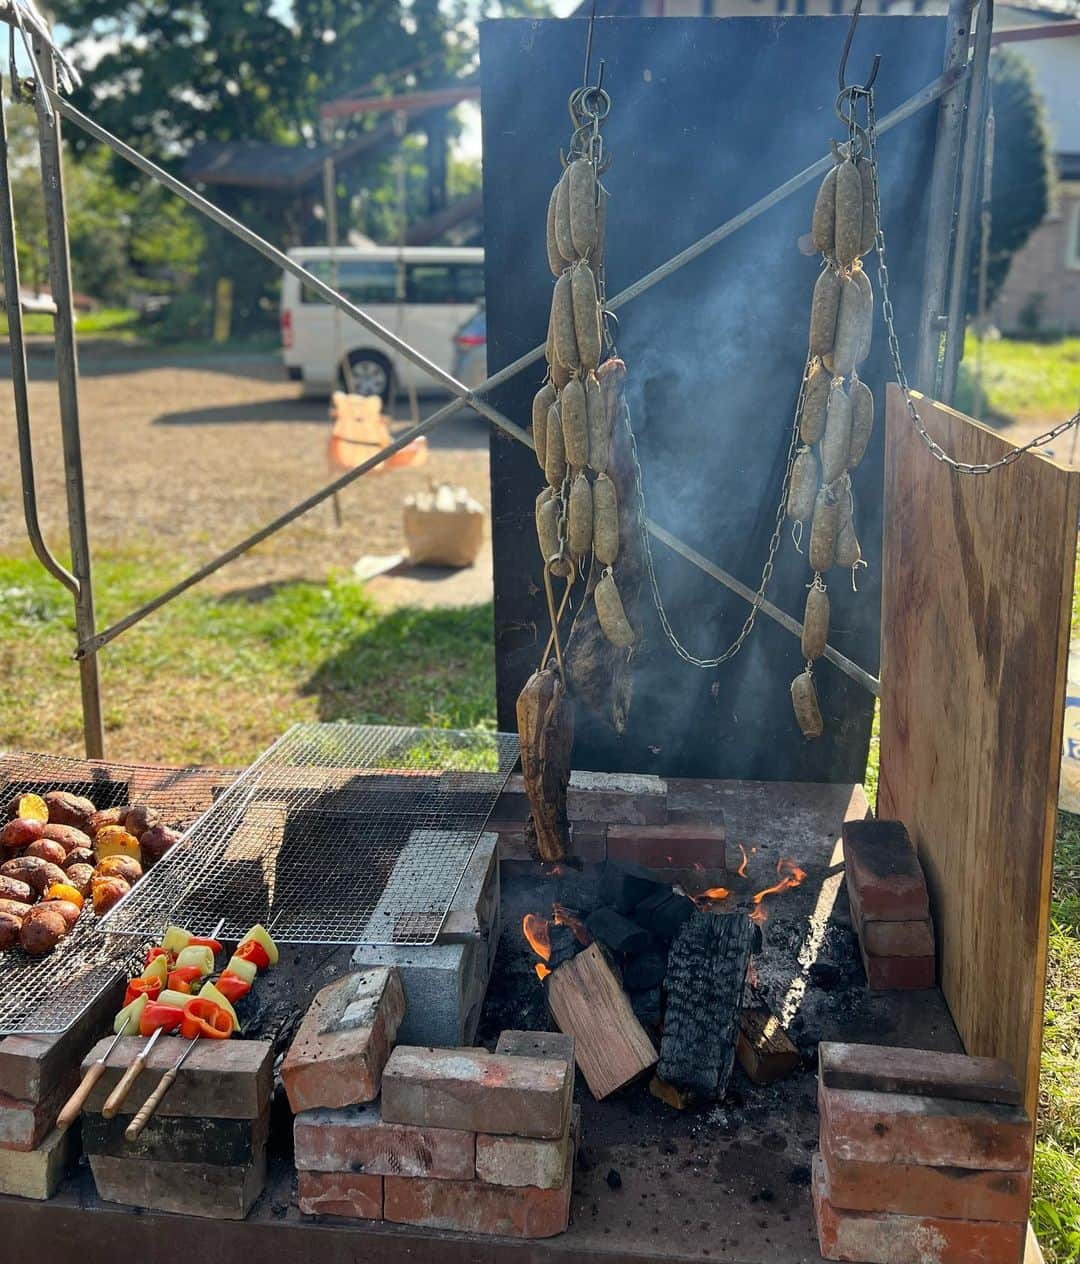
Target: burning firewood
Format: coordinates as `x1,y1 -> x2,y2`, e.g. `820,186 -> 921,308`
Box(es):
736,1005 -> 800,1086
659,911 -> 754,1100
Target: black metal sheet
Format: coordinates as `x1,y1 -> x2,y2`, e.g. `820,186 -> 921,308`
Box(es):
481,15 -> 946,782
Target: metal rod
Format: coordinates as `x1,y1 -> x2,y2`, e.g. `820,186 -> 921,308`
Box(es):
916,0 -> 979,394
0,80 -> 78,595
940,0 -> 994,404
35,46 -> 104,758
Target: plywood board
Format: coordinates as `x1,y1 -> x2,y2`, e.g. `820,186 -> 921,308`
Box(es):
878,385 -> 1079,1116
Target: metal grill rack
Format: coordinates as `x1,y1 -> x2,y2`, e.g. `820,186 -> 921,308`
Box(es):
0,751 -> 236,1035
99,724 -> 520,947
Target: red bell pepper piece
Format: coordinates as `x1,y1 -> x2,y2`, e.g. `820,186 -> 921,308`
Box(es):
234,939 -> 270,970
166,965 -> 205,995
138,1002 -> 185,1037
214,970 -> 251,1004
188,936 -> 222,955
143,945 -> 172,967
181,997 -> 232,1040
122,976 -> 163,1007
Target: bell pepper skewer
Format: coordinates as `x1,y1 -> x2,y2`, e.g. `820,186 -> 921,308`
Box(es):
101,1025 -> 166,1119
125,1033 -> 200,1142
55,1027 -> 125,1131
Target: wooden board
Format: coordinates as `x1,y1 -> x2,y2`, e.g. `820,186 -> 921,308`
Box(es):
545,943 -> 657,1100
878,386 -> 1079,1117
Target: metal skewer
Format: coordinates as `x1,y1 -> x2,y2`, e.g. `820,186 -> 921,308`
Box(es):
55,1026 -> 124,1131
101,1025 -> 164,1119
124,1033 -> 199,1141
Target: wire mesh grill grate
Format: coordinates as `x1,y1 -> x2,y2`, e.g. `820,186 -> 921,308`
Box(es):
0,751 -> 237,1035
99,724 -> 520,947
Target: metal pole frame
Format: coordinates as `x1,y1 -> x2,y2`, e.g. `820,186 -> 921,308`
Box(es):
2,31 -> 971,742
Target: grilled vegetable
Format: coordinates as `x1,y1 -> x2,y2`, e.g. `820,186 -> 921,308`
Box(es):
6,793 -> 48,822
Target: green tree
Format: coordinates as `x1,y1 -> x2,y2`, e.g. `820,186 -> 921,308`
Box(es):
969,47 -> 1056,315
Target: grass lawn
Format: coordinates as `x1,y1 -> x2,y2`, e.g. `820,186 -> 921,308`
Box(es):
0,307 -> 141,339
955,333 -> 1080,425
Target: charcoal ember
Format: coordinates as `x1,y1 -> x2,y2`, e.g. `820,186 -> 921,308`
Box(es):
629,986 -> 662,1027
547,923 -> 580,971
634,889 -> 695,940
659,911 -> 754,1100
622,948 -> 668,991
598,860 -> 668,914
584,906 -> 651,955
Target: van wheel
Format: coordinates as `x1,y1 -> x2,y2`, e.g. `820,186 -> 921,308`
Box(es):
339,351 -> 393,404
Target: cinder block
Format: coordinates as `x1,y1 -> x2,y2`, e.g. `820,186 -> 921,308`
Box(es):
861,918 -> 936,959
607,822 -> 725,870
842,819 -> 930,922
819,1083 -> 1033,1171
294,1100 -> 475,1179
0,977 -> 124,1102
89,1152 -> 267,1219
818,1042 -> 1022,1106
813,1154 -> 1025,1264
281,968 -> 405,1113
297,1170 -> 383,1219
382,1047 -> 571,1139
0,1125 -> 74,1199
819,1134 -> 1031,1222
82,1037 -> 272,1119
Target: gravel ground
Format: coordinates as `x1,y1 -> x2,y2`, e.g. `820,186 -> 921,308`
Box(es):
0,348 -> 495,604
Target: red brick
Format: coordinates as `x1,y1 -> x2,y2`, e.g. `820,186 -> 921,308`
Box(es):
293,1100 -> 475,1179
607,823 -> 725,871
0,1084 -> 68,1153
842,819 -> 930,922
282,968 -> 405,1113
384,1161 -> 572,1238
819,1134 -> 1031,1222
297,1170 -> 384,1220
819,1083 -> 1033,1171
476,1105 -> 578,1189
382,1047 -> 571,1139
862,949 -> 936,991
861,918 -> 935,958
813,1154 -> 1025,1263
819,1043 -> 1022,1107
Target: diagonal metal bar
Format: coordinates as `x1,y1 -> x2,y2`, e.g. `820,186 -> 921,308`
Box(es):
47,70 -> 964,695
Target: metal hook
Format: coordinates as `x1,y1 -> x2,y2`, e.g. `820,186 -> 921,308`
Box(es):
837,0 -> 881,94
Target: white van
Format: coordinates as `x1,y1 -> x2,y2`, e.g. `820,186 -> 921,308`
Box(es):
280,246 -> 485,401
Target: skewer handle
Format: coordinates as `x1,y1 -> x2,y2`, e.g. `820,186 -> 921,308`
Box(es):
102,1054 -> 148,1119
56,1061 -> 106,1131
125,1067 -> 178,1141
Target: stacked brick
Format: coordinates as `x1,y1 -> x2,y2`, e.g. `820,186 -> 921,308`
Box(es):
0,978 -> 121,1199
842,818 -> 936,989
292,1030 -> 578,1239
814,1042 -> 1033,1263
80,1033 -> 273,1218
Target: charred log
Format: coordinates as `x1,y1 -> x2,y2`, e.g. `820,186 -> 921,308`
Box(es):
659,911 -> 754,1099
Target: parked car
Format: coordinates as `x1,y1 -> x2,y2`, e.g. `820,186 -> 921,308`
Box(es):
280,246 -> 484,403
452,306 -> 486,392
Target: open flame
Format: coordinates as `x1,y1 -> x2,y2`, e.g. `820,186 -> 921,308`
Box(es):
749,858 -> 807,924
736,843 -> 749,878
552,903 -> 591,946
522,913 -> 555,982
696,886 -> 731,904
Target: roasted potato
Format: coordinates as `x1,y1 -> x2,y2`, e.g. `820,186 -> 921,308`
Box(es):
43,791 -> 96,832
42,898 -> 81,930
6,793 -> 48,822
42,823 -> 92,854
63,864 -> 95,898
0,818 -> 46,852
139,825 -> 180,867
0,875 -> 32,906
94,855 -> 142,886
1,856 -> 68,897
0,910 -> 22,949
25,839 -> 68,867
122,805 -> 160,840
88,806 -> 125,836
0,898 -> 29,920
91,875 -> 129,916
19,905 -> 68,955
63,847 -> 95,871
94,826 -> 140,863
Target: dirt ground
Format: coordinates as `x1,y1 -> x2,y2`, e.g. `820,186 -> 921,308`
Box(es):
0,346 -> 495,606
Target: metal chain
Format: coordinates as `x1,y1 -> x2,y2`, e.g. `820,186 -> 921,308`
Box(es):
623,361 -> 811,669
866,91 -> 1080,473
